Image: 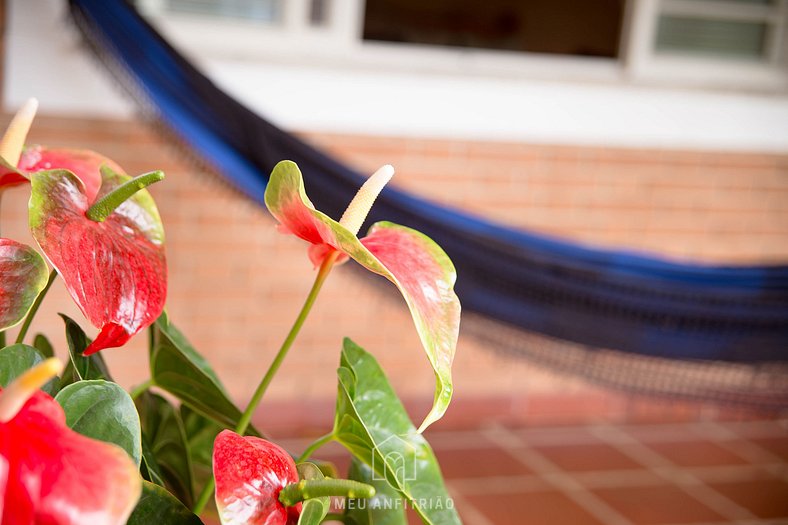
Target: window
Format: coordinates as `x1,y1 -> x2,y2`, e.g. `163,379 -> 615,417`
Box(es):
362,0 -> 626,58
135,0 -> 786,90
159,0 -> 283,23
623,0 -> 786,88
653,0 -> 784,62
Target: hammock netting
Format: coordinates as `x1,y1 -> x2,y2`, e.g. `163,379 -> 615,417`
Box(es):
67,0 -> 788,409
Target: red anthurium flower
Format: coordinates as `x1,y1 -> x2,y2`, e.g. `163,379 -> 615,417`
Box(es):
0,159 -> 27,191
264,161 -> 460,431
1,146 -> 110,200
0,100 -> 106,200
0,99 -> 38,192
0,238 -> 49,331
213,430 -> 301,525
28,165 -> 167,355
17,145 -> 119,203
0,359 -> 141,524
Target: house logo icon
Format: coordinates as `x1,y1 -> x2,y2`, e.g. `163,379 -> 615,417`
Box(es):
371,435 -> 418,488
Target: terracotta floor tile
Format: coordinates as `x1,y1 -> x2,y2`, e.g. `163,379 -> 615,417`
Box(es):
592,484 -> 727,524
435,446 -> 532,479
749,436 -> 788,462
706,476 -> 788,519
515,426 -> 602,446
620,422 -> 707,442
534,442 -> 645,472
463,490 -> 606,525
644,440 -> 750,468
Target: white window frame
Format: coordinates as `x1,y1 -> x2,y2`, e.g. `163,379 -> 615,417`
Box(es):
136,0 -> 787,91
622,0 -> 788,89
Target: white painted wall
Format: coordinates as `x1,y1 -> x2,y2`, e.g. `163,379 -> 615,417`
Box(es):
5,0 -> 788,152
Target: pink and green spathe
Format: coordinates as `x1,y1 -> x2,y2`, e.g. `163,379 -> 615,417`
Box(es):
264,161 -> 460,431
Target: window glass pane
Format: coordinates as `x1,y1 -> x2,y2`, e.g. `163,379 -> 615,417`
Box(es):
363,0 -> 625,58
655,16 -> 768,59
165,0 -> 283,22
692,0 -> 774,4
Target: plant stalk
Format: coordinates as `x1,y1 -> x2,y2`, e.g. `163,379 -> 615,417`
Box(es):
192,251 -> 340,514
15,270 -> 57,345
130,379 -> 154,400
297,432 -> 335,464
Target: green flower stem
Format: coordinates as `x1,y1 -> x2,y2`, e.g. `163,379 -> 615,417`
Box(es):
279,479 -> 376,507
322,513 -> 347,523
297,432 -> 335,464
15,269 -> 57,345
129,379 -> 154,400
192,250 -> 340,515
86,170 -> 164,222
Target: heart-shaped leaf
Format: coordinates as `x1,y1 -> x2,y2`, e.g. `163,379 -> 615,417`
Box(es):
345,458 -> 407,525
0,238 -> 48,331
140,431 -> 168,487
150,316 -> 260,435
32,333 -> 54,358
180,405 -> 224,488
19,146 -> 118,203
265,161 -> 460,431
59,314 -> 114,383
29,167 -> 166,355
127,481 -> 204,525
333,339 -> 459,525
296,462 -> 330,525
136,391 -> 194,507
55,379 -> 142,466
0,344 -> 57,395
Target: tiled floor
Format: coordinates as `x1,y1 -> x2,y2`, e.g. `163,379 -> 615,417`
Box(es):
279,418 -> 788,525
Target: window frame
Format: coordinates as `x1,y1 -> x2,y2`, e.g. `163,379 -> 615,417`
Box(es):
136,0 -> 788,91
622,0 -> 788,89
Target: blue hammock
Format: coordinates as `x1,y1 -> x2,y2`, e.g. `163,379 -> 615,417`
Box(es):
67,0 -> 788,371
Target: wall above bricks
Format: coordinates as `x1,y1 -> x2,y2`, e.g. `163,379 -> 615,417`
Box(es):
1,114 -> 785,429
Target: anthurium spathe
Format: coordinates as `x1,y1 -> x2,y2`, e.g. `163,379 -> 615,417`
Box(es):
0,358 -> 141,525
0,99 -> 108,198
264,161 -> 460,431
0,99 -> 38,192
29,166 -> 167,355
213,430 -> 301,525
0,239 -> 48,331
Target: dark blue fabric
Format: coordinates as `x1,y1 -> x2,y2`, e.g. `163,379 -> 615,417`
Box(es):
69,0 -> 788,362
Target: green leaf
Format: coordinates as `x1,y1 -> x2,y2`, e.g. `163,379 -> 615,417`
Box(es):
55,379 -> 142,466
0,343 -> 57,395
140,431 -> 167,487
60,314 -> 113,381
296,462 -> 330,525
32,333 -> 54,358
150,316 -> 259,435
333,339 -> 459,525
345,458 -> 407,525
136,392 -> 194,507
180,405 -> 224,488
127,481 -> 204,525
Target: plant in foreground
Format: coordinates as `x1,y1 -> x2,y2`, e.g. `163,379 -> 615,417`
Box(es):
0,358 -> 141,524
0,99 -> 463,525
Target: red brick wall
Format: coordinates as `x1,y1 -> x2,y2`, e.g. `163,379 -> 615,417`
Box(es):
1,115 -> 786,431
